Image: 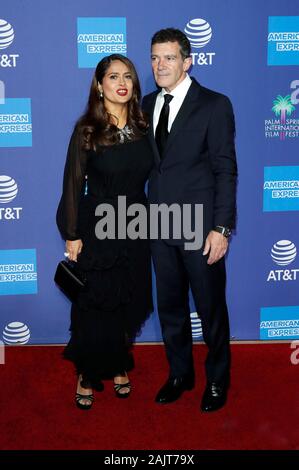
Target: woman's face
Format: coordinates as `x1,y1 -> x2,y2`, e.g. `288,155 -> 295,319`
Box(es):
98,60 -> 134,107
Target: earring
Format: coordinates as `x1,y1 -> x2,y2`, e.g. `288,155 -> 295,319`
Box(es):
99,90 -> 103,99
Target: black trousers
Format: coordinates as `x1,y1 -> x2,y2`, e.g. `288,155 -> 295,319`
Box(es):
151,240 -> 231,387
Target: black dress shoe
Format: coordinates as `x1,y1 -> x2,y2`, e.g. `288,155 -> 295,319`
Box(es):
200,382 -> 228,412
155,377 -> 194,404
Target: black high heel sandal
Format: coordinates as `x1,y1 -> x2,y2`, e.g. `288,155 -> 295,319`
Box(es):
75,392 -> 94,410
75,375 -> 94,410
114,381 -> 131,399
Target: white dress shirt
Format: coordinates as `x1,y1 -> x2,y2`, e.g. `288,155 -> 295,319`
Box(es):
153,74 -> 192,135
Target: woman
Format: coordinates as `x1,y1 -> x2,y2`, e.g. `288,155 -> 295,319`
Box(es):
56,54 -> 154,410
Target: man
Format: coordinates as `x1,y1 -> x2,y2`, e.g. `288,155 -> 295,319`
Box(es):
142,28 -> 237,412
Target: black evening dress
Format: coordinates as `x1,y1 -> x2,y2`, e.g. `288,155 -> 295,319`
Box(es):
56,125 -> 154,387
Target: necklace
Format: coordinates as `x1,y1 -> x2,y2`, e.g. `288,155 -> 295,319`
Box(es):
117,124 -> 134,143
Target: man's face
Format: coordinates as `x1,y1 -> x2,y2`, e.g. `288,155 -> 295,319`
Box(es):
151,41 -> 192,92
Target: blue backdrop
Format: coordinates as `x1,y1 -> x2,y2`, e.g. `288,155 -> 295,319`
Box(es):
1,0 -> 299,344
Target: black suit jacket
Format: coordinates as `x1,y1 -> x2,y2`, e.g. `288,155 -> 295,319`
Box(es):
142,77 -> 237,243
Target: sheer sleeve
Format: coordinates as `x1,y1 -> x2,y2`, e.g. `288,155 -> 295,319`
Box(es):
56,126 -> 88,240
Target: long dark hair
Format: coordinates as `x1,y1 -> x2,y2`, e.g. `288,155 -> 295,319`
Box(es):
76,54 -> 147,149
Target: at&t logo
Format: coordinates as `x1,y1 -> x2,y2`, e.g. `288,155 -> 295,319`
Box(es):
3,322 -> 30,344
267,240 -> 299,282
0,19 -> 19,68
190,311 -> 202,339
0,175 -> 22,220
184,18 -> 215,66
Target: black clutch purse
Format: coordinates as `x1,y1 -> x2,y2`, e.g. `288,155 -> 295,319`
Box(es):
54,259 -> 87,302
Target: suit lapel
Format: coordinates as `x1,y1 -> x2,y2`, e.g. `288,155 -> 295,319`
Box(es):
147,79 -> 203,167
147,93 -> 161,166
163,79 -> 201,157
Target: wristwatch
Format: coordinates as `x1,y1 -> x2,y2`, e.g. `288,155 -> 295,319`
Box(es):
213,225 -> 232,238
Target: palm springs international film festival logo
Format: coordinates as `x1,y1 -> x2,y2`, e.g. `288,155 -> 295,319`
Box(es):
0,175 -> 22,221
77,17 -> 126,68
0,19 -> 19,68
184,18 -> 215,66
2,322 -> 30,345
267,240 -> 299,282
265,81 -> 299,140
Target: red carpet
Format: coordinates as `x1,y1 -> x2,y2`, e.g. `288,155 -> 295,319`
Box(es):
0,343 -> 298,450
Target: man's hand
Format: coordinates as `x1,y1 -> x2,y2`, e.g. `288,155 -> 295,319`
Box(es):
65,239 -> 83,262
203,231 -> 228,265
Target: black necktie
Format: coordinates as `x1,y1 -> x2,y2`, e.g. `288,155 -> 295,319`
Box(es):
155,94 -> 173,158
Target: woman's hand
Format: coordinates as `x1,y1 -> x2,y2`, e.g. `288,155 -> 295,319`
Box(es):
65,239 -> 83,262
